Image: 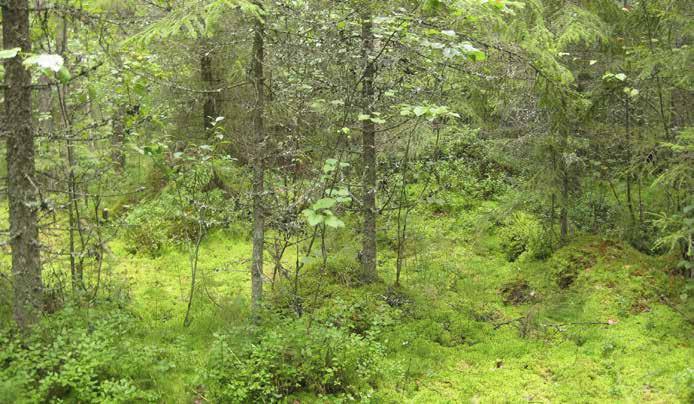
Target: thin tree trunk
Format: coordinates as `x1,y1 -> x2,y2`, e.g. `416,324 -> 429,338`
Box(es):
250,5 -> 266,309
56,15 -> 86,292
558,130 -> 569,241
90,194 -> 105,301
184,208 -> 205,327
3,0 -> 44,330
560,171 -> 569,240
201,40 -> 219,131
66,132 -> 85,290
642,8 -> 671,140
111,105 -> 126,171
625,94 -> 636,224
395,133 -> 413,286
360,10 -> 377,282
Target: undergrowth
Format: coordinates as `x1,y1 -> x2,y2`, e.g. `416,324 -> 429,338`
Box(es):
1,197 -> 692,403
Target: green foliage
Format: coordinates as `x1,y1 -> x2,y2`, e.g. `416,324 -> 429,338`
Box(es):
125,0 -> 261,45
416,128 -> 510,215
204,320 -> 383,402
302,197 -> 346,228
122,196 -> 171,255
2,0 -> 693,402
572,191 -> 620,234
311,289 -> 397,337
122,164 -> 231,255
0,309 -> 158,403
653,203 -> 694,271
498,212 -> 553,261
652,128 -> 694,270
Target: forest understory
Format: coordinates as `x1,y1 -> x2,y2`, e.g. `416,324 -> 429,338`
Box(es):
1,192 -> 692,402
0,0 -> 692,402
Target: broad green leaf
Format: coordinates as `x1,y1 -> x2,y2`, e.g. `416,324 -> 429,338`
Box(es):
302,209 -> 324,226
324,214 -> 345,229
323,158 -> 338,173
57,66 -> 71,83
461,43 -> 486,61
624,87 -> 639,97
312,198 -> 337,210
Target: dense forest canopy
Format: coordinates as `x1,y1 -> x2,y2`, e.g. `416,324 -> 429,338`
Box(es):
0,0 -> 692,402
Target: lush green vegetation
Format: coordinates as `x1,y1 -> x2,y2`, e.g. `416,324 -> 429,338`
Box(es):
1,0 -> 692,402
2,199 -> 691,402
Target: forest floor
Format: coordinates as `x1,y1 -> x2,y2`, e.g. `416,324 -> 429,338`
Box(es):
110,199 -> 693,402
2,198 -> 693,402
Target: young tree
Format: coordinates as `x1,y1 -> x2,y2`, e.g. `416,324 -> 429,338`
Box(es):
250,1 -> 267,307
359,8 -> 378,282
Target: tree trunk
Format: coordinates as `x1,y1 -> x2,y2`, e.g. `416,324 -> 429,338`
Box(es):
395,132 -> 413,286
250,5 -> 266,309
560,170 -> 569,240
111,105 -> 126,171
3,0 -> 44,330
56,14 -> 85,293
360,11 -> 377,282
559,125 -> 570,241
201,41 -> 220,131
624,94 -> 636,225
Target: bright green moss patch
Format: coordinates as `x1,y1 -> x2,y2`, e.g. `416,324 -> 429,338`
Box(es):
1,203 -> 692,403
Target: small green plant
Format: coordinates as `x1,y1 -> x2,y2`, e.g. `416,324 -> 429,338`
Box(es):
204,320 -> 383,402
498,212 -> 553,261
0,309 -> 159,403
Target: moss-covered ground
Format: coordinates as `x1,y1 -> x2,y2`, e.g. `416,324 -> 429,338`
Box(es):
1,198 -> 692,402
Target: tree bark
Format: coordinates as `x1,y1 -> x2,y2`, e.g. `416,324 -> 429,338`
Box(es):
395,132 -> 413,286
560,171 -> 569,240
111,105 -> 126,171
3,0 -> 44,330
624,94 -> 636,225
250,5 -> 266,309
360,11 -> 377,282
559,128 -> 569,241
201,41 -> 220,131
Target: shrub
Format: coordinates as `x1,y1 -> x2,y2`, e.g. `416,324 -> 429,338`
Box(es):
572,193 -> 620,234
312,294 -> 397,337
204,320 -> 383,402
0,309 -> 159,403
122,196 -> 172,256
498,212 -> 553,261
122,165 -> 232,256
